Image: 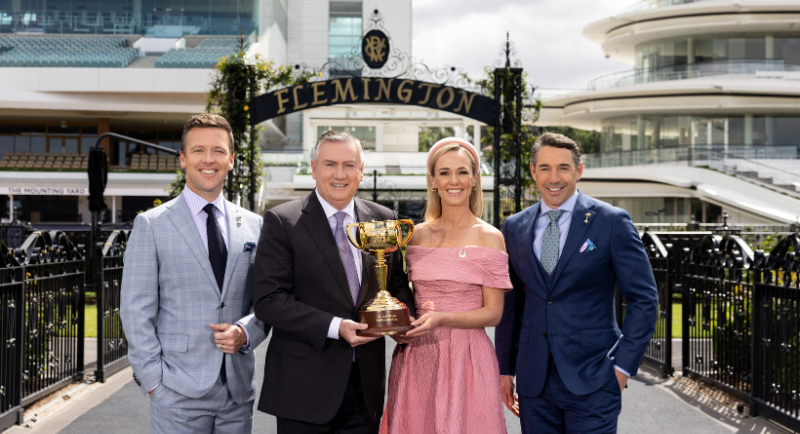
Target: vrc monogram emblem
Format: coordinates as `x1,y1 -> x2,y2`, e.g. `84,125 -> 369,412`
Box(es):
362,30 -> 389,69
364,36 -> 386,63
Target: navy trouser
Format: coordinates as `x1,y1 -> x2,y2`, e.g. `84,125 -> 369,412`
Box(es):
519,362 -> 622,434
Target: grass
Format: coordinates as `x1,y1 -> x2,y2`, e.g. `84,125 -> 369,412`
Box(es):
85,304 -> 97,338
647,303 -> 683,339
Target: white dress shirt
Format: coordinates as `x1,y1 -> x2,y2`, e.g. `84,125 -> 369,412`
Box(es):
314,190 -> 362,340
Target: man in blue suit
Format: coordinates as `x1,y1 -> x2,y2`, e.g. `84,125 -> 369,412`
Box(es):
495,133 -> 658,433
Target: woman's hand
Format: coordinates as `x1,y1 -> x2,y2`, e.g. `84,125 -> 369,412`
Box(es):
404,312 -> 445,338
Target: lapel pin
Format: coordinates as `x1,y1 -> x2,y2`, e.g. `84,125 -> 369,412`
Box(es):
584,213 -> 591,224
236,214 -> 242,227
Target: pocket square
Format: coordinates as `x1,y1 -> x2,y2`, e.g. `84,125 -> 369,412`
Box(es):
580,239 -> 597,253
243,241 -> 257,252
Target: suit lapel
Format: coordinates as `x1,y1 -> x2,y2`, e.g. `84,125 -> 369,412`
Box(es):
220,201 -> 245,300
299,192 -> 355,308
549,192 -> 596,290
354,199 -> 376,310
519,204 -> 548,297
166,195 -> 220,294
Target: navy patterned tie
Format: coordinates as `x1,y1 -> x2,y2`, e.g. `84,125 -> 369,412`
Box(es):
334,211 -> 360,304
541,210 -> 565,274
204,203 -> 227,292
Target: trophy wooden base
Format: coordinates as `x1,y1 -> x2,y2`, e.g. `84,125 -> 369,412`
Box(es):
357,308 -> 412,337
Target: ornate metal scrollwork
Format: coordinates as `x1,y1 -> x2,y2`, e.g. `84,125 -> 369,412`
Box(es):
289,9 -> 481,94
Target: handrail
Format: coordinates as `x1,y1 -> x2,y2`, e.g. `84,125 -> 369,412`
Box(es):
587,60 -> 800,91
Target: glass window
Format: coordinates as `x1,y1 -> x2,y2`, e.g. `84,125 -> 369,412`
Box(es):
0,135 -> 13,157
15,134 -> 29,153
329,2 -> 362,61
4,0 -> 257,35
316,125 -> 375,151
49,137 -> 63,154
65,138 -> 78,154
31,136 -> 46,154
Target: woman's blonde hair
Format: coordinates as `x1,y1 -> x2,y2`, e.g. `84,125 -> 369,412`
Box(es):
424,144 -> 483,221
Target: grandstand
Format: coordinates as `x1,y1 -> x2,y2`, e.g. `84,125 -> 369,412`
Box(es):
0,152 -> 179,172
0,36 -> 137,67
155,38 -> 246,69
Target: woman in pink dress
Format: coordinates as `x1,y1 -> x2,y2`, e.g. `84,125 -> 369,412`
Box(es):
380,137 -> 512,434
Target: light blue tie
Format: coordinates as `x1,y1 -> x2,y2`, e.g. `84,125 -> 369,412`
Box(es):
541,210 -> 565,274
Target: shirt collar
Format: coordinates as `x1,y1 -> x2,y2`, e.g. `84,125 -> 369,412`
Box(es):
315,189 -> 355,221
539,189 -> 579,216
183,187 -> 226,217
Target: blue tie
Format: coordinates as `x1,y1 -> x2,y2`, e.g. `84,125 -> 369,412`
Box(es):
541,210 -> 564,275
204,203 -> 227,292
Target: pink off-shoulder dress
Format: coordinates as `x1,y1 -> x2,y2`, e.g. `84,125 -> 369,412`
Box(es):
379,245 -> 513,434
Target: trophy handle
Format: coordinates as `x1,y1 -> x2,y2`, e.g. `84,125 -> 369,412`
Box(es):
346,222 -> 364,250
395,219 -> 415,248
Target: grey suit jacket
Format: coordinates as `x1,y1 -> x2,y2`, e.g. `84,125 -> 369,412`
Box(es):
121,192 -> 269,404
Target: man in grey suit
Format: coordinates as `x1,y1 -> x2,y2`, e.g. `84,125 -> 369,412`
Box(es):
121,113 -> 269,434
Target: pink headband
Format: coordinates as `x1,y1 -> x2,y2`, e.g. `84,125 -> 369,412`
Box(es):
426,137 -> 481,175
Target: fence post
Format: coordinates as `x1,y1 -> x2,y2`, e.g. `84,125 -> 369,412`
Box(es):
750,260 -> 761,418
95,240 -> 106,382
14,269 -> 24,426
664,243 -> 674,376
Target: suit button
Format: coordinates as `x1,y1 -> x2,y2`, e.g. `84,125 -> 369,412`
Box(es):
220,302 -> 225,308
547,299 -> 553,305
542,332 -> 548,338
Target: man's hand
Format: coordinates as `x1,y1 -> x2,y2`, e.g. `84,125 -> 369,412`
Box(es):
210,323 -> 247,354
615,369 -> 628,392
501,376 -> 519,417
339,320 -> 380,347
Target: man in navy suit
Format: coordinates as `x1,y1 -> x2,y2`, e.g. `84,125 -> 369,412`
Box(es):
495,133 -> 658,433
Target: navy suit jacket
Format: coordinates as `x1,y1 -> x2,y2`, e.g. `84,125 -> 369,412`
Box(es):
495,191 -> 658,397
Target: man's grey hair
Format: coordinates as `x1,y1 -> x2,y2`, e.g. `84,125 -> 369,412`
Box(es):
531,132 -> 582,168
310,130 -> 365,163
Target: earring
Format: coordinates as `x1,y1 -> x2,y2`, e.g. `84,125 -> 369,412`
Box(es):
472,185 -> 477,191
431,186 -> 438,192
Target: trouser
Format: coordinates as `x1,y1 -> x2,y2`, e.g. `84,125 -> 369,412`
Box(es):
519,358 -> 622,434
277,361 -> 379,434
149,375 -> 254,434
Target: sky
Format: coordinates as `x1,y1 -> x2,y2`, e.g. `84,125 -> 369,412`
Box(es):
411,0 -> 637,95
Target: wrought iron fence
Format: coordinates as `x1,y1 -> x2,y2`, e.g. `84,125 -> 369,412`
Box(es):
0,230 -> 85,430
641,232 -> 674,376
0,229 -> 130,432
681,234 -> 755,400
95,230 -> 129,382
751,234 -> 800,431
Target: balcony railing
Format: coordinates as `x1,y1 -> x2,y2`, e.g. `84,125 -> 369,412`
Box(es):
587,60 -> 800,91
624,0 -> 714,13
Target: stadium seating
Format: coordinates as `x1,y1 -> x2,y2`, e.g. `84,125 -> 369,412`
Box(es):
0,36 -> 138,67
155,38 -> 246,69
0,151 -> 179,171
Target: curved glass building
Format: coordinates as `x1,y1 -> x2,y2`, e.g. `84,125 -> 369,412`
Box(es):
540,0 -> 800,224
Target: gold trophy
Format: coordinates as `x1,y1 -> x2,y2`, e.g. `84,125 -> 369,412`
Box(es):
346,220 -> 414,337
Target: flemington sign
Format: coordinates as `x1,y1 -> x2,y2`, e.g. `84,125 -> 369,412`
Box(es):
252,77 -> 496,126
247,9 -> 526,227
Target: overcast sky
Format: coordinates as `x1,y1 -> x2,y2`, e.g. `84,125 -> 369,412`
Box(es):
411,0 -> 637,94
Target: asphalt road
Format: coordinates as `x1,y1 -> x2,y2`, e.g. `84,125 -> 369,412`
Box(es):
54,329 -> 786,434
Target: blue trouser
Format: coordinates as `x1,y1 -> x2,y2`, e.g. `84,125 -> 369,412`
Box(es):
519,362 -> 622,434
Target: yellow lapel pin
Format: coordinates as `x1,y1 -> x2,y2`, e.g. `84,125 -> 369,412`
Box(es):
584,213 -> 591,224
236,214 -> 242,227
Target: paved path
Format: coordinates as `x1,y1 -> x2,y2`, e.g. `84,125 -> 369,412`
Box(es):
14,330 -> 791,434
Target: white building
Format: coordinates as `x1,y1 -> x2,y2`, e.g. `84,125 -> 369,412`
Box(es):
539,0 -> 800,224
0,0 -> 486,224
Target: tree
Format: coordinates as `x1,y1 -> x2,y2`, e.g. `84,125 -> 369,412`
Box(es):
168,43 -> 312,210
540,126 -> 601,155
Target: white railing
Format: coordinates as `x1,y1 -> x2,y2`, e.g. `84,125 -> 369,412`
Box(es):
587,61 -> 800,91
624,0 -> 713,13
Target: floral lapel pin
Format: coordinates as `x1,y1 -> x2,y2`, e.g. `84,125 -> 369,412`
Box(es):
244,241 -> 256,252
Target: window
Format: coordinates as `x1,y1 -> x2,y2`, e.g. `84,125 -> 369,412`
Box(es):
329,1 -> 362,72
316,125 -> 375,151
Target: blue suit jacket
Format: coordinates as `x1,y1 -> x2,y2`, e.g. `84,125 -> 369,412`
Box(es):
495,191 -> 658,397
